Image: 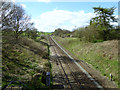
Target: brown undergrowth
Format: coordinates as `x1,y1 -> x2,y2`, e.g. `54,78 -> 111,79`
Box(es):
2,36 -> 51,89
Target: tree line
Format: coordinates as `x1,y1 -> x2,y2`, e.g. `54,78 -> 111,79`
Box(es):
54,6 -> 120,42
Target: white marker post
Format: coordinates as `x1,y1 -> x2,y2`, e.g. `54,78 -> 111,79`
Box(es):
110,73 -> 113,81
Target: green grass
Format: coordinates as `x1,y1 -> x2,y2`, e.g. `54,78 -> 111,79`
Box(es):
38,32 -> 52,36
54,36 -> 118,88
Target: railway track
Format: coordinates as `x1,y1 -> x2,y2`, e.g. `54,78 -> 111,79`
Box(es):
49,36 -> 104,90
49,36 -> 73,89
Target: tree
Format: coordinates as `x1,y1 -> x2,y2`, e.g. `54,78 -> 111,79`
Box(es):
1,2 -> 30,42
23,22 -> 39,40
53,28 -> 71,37
11,5 -> 30,40
90,6 -> 117,29
30,28 -> 38,40
90,6 -> 117,40
1,2 -> 14,32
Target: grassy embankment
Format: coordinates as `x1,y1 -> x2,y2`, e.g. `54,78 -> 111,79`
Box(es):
54,36 -> 118,88
2,36 -> 52,89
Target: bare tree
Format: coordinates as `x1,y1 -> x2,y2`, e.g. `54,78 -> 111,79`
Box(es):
1,1 -> 31,41
1,2 -> 14,31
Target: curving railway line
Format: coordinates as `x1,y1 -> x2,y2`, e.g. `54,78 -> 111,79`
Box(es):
49,36 -> 104,90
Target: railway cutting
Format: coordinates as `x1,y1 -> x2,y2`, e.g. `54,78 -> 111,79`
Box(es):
49,36 -> 117,90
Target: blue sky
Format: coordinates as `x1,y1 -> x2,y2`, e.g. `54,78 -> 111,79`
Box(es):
17,2 -> 118,32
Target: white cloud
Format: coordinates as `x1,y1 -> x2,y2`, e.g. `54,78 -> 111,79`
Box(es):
4,0 -> 15,3
111,22 -> 118,26
36,0 -> 51,2
11,0 -> 15,2
110,15 -> 118,26
4,0 -> 51,2
32,10 -> 96,32
20,4 -> 26,8
5,0 -> 120,2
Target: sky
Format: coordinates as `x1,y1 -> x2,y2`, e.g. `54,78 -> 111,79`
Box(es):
15,1 -> 119,32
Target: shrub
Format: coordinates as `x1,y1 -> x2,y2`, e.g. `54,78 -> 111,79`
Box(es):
92,40 -> 104,43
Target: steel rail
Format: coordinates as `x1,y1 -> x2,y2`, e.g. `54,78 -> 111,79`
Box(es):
50,36 -> 84,89
49,37 -> 73,90
50,36 -> 104,90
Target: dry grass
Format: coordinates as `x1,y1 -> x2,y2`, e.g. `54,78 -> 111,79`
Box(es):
2,36 -> 50,89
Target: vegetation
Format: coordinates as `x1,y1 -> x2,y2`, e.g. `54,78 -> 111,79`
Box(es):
90,6 -> 118,41
52,6 -> 119,88
2,36 -> 52,89
72,25 -> 119,42
54,37 -> 118,87
1,2 -> 39,42
36,32 -> 52,42
1,1 -> 52,89
53,6 -> 119,42
53,28 -> 71,38
90,7 -> 117,29
1,1 -> 119,89
2,2 -> 31,41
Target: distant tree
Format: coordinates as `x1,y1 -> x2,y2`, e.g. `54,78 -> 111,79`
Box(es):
54,28 -> 62,36
90,6 -> 117,40
30,28 -> 38,40
53,28 -> 71,37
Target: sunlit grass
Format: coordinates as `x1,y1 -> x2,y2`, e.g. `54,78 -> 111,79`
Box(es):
55,36 -> 118,87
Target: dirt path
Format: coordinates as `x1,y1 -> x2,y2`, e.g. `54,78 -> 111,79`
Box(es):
49,36 -> 118,90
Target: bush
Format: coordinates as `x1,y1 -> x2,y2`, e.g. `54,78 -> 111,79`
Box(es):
72,26 -> 103,42
40,35 -> 46,39
72,24 -> 120,42
53,28 -> 71,37
92,40 -> 104,43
